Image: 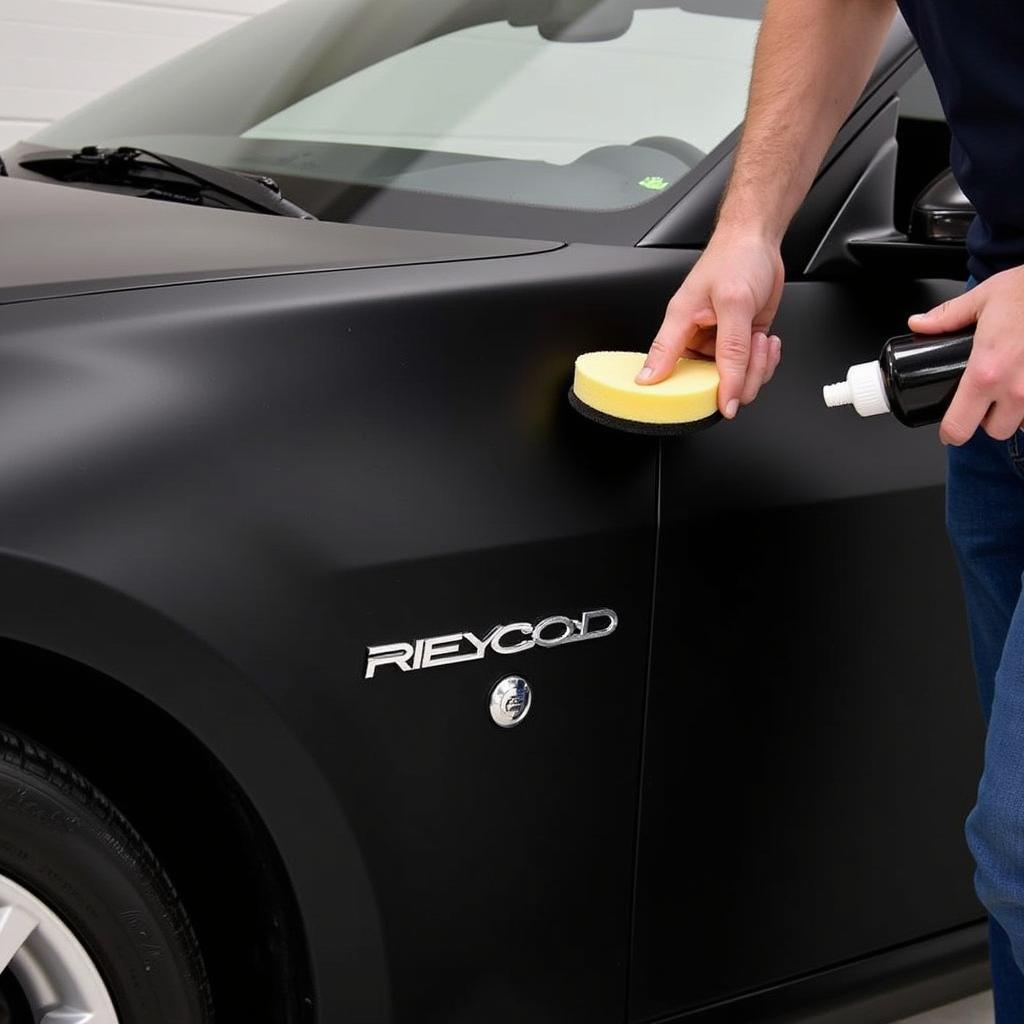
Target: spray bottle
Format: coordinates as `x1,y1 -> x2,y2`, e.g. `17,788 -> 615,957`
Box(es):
822,331 -> 974,427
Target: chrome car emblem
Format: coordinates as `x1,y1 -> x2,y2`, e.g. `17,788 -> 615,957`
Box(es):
489,676 -> 531,728
365,608 -> 618,678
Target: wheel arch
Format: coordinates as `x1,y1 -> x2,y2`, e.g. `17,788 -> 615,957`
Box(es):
0,552 -> 392,1024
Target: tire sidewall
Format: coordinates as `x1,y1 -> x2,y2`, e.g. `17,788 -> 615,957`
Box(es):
0,757 -> 207,1023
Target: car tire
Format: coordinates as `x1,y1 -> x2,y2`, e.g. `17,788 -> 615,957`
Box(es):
0,727 -> 213,1023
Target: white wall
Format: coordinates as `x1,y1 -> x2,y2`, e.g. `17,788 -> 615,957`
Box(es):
0,0 -> 284,148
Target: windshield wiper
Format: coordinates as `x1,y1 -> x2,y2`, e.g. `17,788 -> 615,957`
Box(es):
19,145 -> 315,220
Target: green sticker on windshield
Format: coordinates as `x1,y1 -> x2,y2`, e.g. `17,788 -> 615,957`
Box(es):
638,175 -> 670,191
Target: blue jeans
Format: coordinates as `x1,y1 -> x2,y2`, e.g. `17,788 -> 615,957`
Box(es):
948,419 -> 1024,1019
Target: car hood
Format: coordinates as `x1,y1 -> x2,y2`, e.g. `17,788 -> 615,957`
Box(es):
0,177 -> 562,304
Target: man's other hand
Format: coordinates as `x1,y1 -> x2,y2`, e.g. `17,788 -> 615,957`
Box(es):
909,266 -> 1024,445
635,230 -> 784,419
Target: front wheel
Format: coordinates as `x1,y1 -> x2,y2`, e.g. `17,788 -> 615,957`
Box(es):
0,729 -> 212,1023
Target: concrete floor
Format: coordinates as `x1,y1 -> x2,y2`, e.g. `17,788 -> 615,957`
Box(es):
893,991 -> 993,1024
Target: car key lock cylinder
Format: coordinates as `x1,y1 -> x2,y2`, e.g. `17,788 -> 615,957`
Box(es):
822,330 -> 974,427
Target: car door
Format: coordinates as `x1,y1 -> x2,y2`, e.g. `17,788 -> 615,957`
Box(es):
629,70 -> 986,1023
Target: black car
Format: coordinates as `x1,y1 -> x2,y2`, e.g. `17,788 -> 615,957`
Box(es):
0,2 -> 987,1022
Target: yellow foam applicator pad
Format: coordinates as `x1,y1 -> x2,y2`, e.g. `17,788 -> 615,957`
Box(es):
569,351 -> 721,435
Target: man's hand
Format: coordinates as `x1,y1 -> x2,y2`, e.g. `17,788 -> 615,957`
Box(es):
909,266 -> 1024,445
636,230 -> 784,419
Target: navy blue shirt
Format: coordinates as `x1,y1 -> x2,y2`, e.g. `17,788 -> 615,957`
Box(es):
896,2 -> 1024,281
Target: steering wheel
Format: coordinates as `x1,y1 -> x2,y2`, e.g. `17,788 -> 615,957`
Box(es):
632,136 -> 706,171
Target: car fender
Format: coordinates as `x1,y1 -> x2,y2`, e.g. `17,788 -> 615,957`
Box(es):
0,550 -> 392,1024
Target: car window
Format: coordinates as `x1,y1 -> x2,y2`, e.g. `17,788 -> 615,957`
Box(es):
242,10 -> 760,210
32,0 -> 762,218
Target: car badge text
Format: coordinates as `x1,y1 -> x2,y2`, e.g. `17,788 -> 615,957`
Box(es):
364,608 -> 618,679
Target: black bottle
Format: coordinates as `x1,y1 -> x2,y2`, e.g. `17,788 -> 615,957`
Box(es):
823,331 -> 974,427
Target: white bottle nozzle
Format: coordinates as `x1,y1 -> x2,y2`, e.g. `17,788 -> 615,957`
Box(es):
823,381 -> 854,407
822,360 -> 890,418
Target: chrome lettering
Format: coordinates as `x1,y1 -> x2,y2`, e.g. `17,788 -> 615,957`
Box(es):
490,623 -> 535,655
532,615 -> 576,647
365,609 -> 618,677
365,642 -> 415,679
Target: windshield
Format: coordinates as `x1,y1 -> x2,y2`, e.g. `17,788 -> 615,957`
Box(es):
30,0 -> 763,238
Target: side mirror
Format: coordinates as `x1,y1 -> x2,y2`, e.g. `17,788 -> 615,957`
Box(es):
909,169 -> 974,245
845,167 -> 973,280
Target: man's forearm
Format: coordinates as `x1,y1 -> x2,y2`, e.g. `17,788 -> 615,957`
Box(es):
718,0 -> 897,246
638,0 -> 897,401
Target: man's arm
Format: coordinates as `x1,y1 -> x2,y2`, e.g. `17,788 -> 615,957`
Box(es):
639,0 -> 897,420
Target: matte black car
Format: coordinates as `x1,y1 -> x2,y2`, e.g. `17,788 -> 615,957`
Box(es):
0,2 -> 988,1022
